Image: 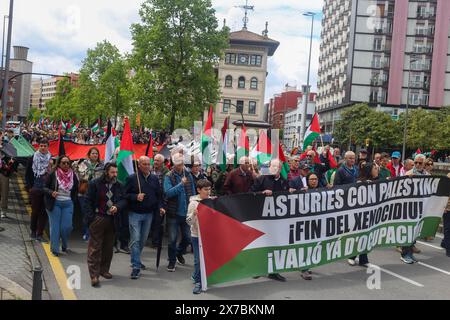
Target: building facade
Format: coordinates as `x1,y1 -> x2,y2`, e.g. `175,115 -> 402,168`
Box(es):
30,73 -> 79,111
210,27 -> 279,130
268,86 -> 303,130
317,0 -> 450,133
283,94 -> 317,150
9,46 -> 33,119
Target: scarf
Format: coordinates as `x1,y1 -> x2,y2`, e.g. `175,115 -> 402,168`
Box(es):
56,168 -> 74,192
32,152 -> 52,178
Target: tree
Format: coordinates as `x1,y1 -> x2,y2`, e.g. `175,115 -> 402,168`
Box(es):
333,103 -> 399,149
78,40 -> 131,126
130,0 -> 229,131
27,107 -> 42,122
44,77 -> 78,120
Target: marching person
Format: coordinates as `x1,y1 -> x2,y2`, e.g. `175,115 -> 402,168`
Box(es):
149,154 -> 169,248
379,153 -> 392,180
43,156 -> 79,256
223,156 -> 254,195
186,179 -> 213,294
387,151 -> 404,177
400,154 -> 430,264
26,138 -> 53,242
251,159 -> 289,282
84,163 -> 127,287
0,152 -> 16,219
441,173 -> 450,258
333,151 -> 358,186
164,153 -> 196,272
73,147 -> 105,241
347,162 -> 379,267
126,156 -> 165,280
190,161 -> 207,188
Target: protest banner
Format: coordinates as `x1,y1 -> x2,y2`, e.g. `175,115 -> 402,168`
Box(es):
197,176 -> 450,290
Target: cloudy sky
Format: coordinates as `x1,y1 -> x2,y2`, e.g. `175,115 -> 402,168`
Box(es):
0,0 -> 323,102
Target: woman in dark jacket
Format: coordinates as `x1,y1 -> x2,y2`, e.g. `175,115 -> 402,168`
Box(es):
44,156 -> 79,256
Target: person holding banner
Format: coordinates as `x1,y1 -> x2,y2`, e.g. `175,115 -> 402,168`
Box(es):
400,154 -> 430,264
347,162 -> 380,267
186,179 -> 213,294
251,159 -> 289,282
442,173 -> 450,257
223,156 -> 254,195
43,156 -> 79,256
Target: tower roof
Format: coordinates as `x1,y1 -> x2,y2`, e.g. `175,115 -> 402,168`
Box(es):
229,29 -> 279,56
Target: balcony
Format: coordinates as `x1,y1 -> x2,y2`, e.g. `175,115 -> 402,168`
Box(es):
413,45 -> 433,54
417,10 -> 436,19
409,81 -> 430,90
415,28 -> 434,36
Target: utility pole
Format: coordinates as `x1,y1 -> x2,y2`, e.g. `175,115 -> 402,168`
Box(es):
1,0 -> 14,129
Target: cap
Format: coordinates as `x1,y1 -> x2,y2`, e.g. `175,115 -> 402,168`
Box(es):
392,151 -> 401,159
360,149 -> 368,154
300,163 -> 311,170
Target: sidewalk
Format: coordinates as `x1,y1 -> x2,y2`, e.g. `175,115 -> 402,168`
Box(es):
0,171 -> 51,300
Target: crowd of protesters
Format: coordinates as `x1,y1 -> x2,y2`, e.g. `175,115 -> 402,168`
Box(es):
0,123 -> 449,295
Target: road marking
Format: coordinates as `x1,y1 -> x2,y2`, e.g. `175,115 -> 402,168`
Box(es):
416,241 -> 444,251
17,176 -> 78,301
367,263 -> 424,287
417,262 -> 450,276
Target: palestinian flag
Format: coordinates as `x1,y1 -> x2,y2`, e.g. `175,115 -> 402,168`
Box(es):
302,113 -> 321,151
277,142 -> 290,180
218,117 -> 229,172
250,130 -> 272,166
236,125 -> 249,162
328,149 -> 338,169
145,130 -> 154,166
104,120 -> 116,164
201,105 -> 213,168
67,121 -> 80,134
4,136 -> 35,158
91,119 -> 100,133
117,118 -> 135,184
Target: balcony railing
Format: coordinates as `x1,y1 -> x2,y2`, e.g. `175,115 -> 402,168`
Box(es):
415,28 -> 434,36
413,45 -> 433,53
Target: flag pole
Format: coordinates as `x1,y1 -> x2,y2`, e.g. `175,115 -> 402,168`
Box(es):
133,154 -> 142,194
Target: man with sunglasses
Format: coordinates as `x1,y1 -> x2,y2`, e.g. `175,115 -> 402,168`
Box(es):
400,154 -> 430,264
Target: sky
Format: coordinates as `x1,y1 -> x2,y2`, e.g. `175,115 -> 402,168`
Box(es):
0,0 -> 324,103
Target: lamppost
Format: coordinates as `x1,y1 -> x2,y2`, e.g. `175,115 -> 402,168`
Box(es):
300,11 -> 316,146
1,0 -> 13,129
402,57 -> 419,164
1,15 -> 8,70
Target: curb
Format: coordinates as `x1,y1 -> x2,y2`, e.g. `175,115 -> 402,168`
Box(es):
0,274 -> 31,300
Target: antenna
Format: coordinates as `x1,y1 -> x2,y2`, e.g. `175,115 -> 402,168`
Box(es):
234,0 -> 254,30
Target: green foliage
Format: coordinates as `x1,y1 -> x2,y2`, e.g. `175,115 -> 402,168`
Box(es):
130,0 -> 229,131
334,104 -> 450,151
27,107 -> 42,122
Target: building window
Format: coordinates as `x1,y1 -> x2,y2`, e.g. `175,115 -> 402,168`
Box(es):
238,54 -> 249,65
249,101 -> 256,115
223,99 -> 231,113
225,75 -> 233,88
373,38 -> 383,51
238,76 -> 246,89
236,100 -> 244,114
225,53 -> 236,64
250,77 -> 258,89
250,55 -> 262,66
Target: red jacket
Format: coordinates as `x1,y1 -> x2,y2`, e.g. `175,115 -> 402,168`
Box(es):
386,162 -> 404,177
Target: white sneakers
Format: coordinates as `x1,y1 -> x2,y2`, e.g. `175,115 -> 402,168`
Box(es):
0,210 -> 6,219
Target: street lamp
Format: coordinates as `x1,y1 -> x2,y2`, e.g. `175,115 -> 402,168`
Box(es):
300,11 -> 317,146
402,57 -> 419,164
1,0 -> 13,130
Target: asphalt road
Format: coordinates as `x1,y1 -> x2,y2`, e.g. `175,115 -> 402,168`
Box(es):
53,232 -> 450,300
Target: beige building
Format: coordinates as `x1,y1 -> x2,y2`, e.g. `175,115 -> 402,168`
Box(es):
30,73 -> 79,110
209,27 -> 279,130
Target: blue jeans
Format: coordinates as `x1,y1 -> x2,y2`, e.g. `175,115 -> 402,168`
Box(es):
167,215 -> 191,264
129,212 -> 153,270
78,195 -> 89,238
192,237 -> 201,284
47,200 -> 74,254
